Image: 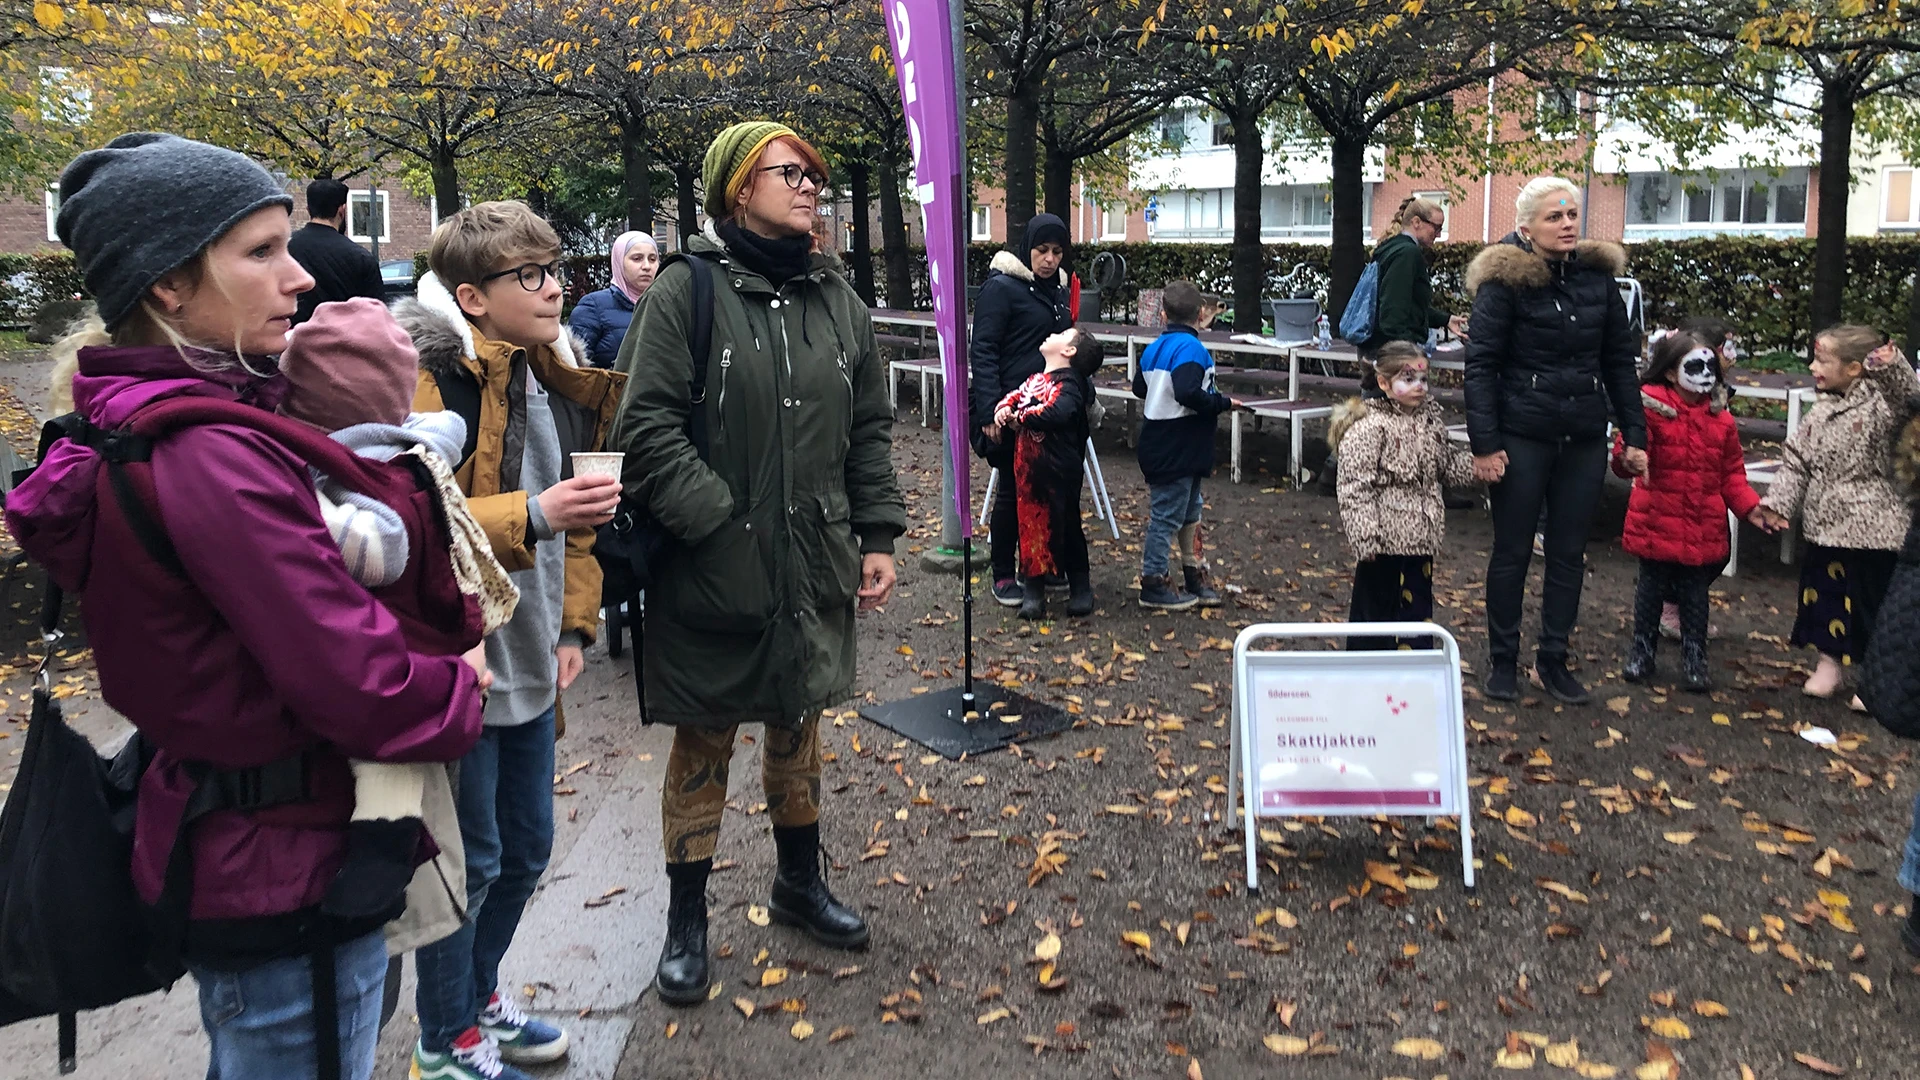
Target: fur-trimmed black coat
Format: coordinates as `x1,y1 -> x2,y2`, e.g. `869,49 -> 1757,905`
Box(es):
1461,233 -> 1646,455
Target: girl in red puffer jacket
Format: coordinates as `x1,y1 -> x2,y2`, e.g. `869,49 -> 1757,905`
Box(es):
1614,330 -> 1778,692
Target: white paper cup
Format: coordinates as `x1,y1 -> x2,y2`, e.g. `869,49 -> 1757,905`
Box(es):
571,451 -> 624,480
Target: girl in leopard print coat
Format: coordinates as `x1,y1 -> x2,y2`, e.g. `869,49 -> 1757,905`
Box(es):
1332,342 -> 1477,650
1757,326 -> 1919,710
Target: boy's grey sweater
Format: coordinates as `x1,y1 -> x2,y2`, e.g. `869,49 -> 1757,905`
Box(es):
483,380 -> 572,726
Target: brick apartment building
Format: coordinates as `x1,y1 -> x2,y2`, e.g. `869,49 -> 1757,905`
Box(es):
0,173 -> 441,262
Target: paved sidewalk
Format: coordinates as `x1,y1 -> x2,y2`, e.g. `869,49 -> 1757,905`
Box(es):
1,641 -> 675,1080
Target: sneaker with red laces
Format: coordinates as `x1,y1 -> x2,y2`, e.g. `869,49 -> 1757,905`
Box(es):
411,1028 -> 531,1080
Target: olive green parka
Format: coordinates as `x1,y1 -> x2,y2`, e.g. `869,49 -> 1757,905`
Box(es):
610,226 -> 906,728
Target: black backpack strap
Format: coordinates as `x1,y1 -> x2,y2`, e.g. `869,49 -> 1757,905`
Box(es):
144,753 -> 314,981
311,944 -> 341,1080
667,252 -> 719,459
31,411 -> 184,577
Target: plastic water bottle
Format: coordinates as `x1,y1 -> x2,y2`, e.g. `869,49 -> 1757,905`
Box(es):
1315,314 -> 1332,350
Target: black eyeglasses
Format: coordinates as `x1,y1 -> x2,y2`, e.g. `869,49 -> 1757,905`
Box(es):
481,261 -> 568,292
757,162 -> 828,192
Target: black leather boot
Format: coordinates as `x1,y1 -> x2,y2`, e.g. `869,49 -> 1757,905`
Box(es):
1182,565 -> 1223,608
1065,572 -> 1094,617
654,859 -> 711,1006
1903,896 -> 1920,958
1622,632 -> 1658,685
1681,637 -> 1711,694
1018,577 -> 1047,620
770,823 -> 869,949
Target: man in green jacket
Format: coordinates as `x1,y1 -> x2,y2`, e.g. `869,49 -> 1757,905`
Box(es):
610,121 -> 907,1008
1364,195 -> 1468,362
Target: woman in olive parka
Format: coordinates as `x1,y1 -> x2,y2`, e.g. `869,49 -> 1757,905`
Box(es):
611,121 -> 906,1008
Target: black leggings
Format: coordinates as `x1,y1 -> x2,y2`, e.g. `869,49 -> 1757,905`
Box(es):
1633,559 -> 1721,644
1485,434 -> 1609,663
1348,555 -> 1435,651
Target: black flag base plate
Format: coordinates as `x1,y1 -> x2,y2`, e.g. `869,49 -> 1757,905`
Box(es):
859,686 -> 1071,760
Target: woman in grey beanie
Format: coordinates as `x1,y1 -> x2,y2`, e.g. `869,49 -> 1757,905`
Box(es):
12,132 -> 489,1080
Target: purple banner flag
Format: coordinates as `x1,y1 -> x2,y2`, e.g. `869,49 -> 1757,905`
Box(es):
885,0 -> 972,535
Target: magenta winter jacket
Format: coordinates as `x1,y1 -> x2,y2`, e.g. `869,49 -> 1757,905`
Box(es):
3,344 -> 484,921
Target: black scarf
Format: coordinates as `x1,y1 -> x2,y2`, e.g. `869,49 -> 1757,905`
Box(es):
718,220 -> 812,287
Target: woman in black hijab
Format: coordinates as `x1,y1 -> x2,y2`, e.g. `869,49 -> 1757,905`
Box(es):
969,213 -> 1075,605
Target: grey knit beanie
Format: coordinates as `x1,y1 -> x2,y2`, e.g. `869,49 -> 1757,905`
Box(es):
56,133 -> 294,330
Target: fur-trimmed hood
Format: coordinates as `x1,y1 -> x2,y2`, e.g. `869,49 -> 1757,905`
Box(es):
987,248 -> 1065,288
389,272 -> 587,381
1464,232 -> 1627,296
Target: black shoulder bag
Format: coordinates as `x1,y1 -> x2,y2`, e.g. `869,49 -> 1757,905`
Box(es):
595,252 -> 718,711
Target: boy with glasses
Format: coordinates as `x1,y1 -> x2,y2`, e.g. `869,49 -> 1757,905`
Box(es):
393,201 -> 626,1080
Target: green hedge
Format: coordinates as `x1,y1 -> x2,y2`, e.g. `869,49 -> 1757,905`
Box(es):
873,237 -> 1920,355
0,252 -> 89,327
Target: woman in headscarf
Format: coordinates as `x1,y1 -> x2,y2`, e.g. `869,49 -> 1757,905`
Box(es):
569,231 -> 660,369
969,213 -> 1075,606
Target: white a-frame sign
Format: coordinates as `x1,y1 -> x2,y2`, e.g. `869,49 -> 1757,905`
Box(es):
1226,623 -> 1475,892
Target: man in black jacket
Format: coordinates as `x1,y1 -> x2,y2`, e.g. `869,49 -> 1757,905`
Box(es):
969,213 -> 1074,605
288,178 -> 386,325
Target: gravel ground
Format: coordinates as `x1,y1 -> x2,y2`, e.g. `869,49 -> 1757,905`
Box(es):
614,418 -> 1920,1080
0,362 -> 1914,1080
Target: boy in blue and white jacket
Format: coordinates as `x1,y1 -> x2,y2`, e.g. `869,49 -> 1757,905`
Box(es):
1132,280 -> 1237,610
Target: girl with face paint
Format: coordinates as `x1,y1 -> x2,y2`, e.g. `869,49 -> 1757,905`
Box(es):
1758,326 -> 1918,711
1614,331 -> 1772,692
1328,342 -> 1477,650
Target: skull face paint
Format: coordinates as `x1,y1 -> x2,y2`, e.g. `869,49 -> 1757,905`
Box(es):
1678,346 -> 1717,395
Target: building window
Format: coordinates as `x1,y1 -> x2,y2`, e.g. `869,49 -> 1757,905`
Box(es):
1626,168 -> 1807,239
1211,112 -> 1234,147
1409,99 -> 1457,148
1883,166 -> 1916,227
970,204 -> 992,241
1101,204 -> 1127,240
43,186 -> 59,244
1155,188 -> 1233,239
347,190 -> 390,243
1535,87 -> 1579,140
36,66 -> 92,126
1157,108 -> 1194,150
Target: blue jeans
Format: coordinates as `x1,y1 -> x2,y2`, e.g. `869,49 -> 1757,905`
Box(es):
192,929 -> 388,1080
1142,477 -> 1205,579
415,708 -> 557,1052
1900,793 -> 1920,895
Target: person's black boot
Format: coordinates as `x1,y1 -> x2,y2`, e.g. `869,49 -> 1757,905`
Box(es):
1065,573 -> 1095,617
1182,565 -> 1223,608
1484,658 -> 1519,701
1622,632 -> 1658,685
1019,577 -> 1047,620
1681,637 -> 1712,694
770,823 -> 869,949
1535,655 -> 1592,705
1139,574 -> 1198,611
654,859 -> 712,1006
1903,896 -> 1920,958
